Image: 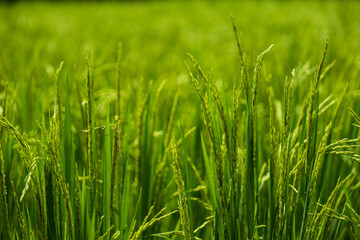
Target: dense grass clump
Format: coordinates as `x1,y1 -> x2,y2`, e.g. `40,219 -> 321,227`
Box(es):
0,1 -> 360,240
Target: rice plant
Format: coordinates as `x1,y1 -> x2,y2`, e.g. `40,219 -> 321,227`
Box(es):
0,1 -> 359,240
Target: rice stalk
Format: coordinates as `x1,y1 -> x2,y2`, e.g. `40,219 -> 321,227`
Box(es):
0,116 -> 47,238
300,40 -> 328,240
231,16 -> 249,103
55,61 -> 64,137
186,62 -> 217,152
268,90 -> 278,240
20,159 -> 38,202
11,181 -> 27,239
75,163 -> 81,239
170,138 -> 192,240
0,117 -> 33,167
246,44 -> 273,240
188,56 -> 232,170
275,73 -> 294,239
310,174 -> 352,239
240,147 -> 247,240
98,225 -> 114,240
232,84 -> 241,195
0,82 -> 10,239
186,59 -> 225,218
307,123 -> 332,215
305,40 -> 328,175
37,119 -> 74,239
289,146 -> 305,213
129,206 -> 177,240
96,215 -> 105,238
85,50 -> 96,213
110,116 -> 120,226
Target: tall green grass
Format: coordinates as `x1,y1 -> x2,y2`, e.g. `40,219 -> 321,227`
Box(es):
0,2 -> 360,240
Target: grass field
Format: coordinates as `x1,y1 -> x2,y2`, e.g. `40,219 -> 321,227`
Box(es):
0,1 -> 360,239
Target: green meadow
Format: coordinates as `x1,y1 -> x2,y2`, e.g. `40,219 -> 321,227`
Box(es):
0,1 -> 359,239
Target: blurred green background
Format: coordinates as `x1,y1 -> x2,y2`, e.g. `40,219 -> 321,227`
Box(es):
1,1 -> 359,129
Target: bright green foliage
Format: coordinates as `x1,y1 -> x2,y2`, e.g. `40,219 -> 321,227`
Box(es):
0,1 -> 360,240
